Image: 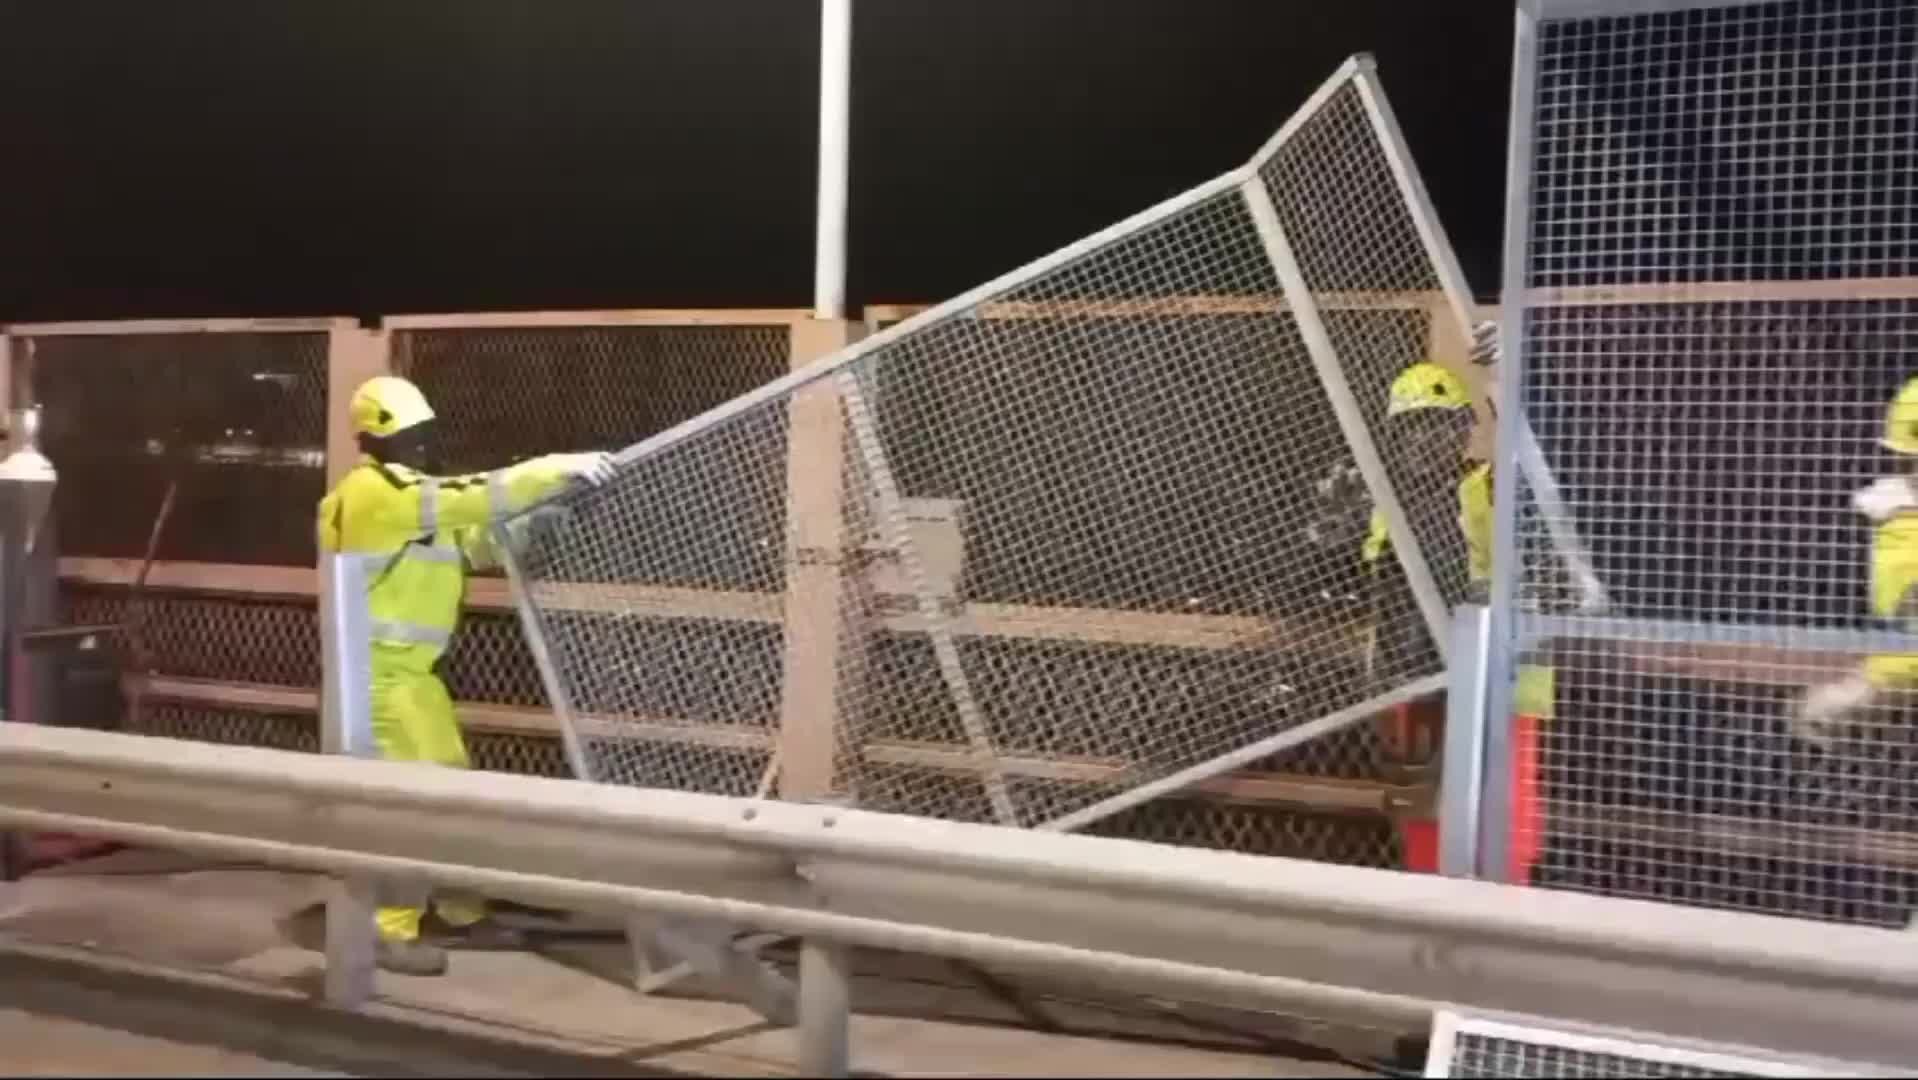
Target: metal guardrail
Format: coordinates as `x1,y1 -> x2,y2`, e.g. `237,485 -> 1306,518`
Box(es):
2,723 -> 1918,1071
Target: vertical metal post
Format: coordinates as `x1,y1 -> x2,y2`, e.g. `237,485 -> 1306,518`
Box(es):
1439,605 -> 1491,878
814,0 -> 853,320
1240,177 -> 1454,658
1482,0 -> 1545,885
798,938 -> 851,1078
319,553 -> 377,1004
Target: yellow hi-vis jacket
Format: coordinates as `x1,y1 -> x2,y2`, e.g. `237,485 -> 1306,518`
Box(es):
1866,514 -> 1918,688
1361,462 -> 1553,717
316,454 -> 581,667
1362,462 -> 1494,585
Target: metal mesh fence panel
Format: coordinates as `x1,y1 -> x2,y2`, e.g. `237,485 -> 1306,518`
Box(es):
25,329 -> 329,567
64,586 -> 319,689
1430,1013 -> 1849,1079
1259,78 -> 1476,619
392,323 -> 790,475
1496,0 -> 1918,925
505,59 -> 1483,831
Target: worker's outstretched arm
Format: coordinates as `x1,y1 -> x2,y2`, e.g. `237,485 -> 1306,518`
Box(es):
350,452 -> 614,542
450,452 -> 615,570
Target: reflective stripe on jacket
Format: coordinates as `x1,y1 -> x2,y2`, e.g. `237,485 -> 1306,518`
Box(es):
316,455 -> 575,661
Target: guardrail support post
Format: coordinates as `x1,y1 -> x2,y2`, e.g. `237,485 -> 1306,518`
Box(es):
320,554 -> 378,1006
1439,604 -> 1490,878
797,938 -> 851,1078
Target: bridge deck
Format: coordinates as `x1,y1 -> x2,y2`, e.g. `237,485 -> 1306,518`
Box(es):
0,850 -> 1372,1077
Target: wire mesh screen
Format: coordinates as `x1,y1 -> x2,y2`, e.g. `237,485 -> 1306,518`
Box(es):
391,323 -> 790,475
1501,0 -> 1918,925
26,330 -> 328,567
1430,1013 -> 1840,1079
505,60 -> 1479,830
1259,78 -> 1478,617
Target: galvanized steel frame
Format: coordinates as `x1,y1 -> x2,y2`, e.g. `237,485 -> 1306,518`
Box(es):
498,55 -> 1604,831
1481,0 -> 1918,883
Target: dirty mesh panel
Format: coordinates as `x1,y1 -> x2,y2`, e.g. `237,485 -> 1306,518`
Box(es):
1504,0 -> 1918,927
28,331 -> 328,566
506,184 -> 1437,828
391,324 -> 789,474
1260,78 -> 1476,619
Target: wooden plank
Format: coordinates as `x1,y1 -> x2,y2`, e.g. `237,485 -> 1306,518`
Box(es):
858,741 -> 1410,815
125,675 -> 1410,814
6,316 -> 341,337
382,309 -> 811,331
1522,276 -> 1918,308
777,318 -> 864,800
1561,636 -> 1859,688
869,278 -> 1918,322
56,557 -> 1358,654
324,324 -> 390,488
60,558 -> 318,600
129,675 -> 775,752
1551,802 -> 1918,870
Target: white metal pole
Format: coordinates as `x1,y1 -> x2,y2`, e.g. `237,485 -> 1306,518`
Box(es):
798,939 -> 852,1077
813,0 -> 853,320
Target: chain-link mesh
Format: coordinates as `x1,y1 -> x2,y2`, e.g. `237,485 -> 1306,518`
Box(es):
508,64 -> 1478,832
123,700 -> 319,754
26,330 -> 328,567
1435,1015 -> 1837,1080
1501,0 -> 1918,925
392,324 -> 790,475
1260,80 -> 1477,620
63,586 -> 319,688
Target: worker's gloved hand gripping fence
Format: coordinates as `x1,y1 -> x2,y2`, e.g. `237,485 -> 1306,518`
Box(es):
495,56 -> 1598,833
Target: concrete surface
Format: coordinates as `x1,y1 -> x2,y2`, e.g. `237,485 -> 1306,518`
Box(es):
0,1007 -> 345,1077
0,855 -> 1378,1077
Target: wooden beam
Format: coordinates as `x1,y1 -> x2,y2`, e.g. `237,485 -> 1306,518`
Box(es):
125,675 -> 1413,815
59,556 -> 1357,655
1564,636 -> 1859,688
382,309 -> 812,331
1551,802 -> 1918,871
777,319 -> 865,800
858,741 -> 1414,816
6,317 -> 342,338
1521,277 -> 1918,308
871,278 -> 1918,322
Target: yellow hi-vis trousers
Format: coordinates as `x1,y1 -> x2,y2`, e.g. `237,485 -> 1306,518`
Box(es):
370,646 -> 487,942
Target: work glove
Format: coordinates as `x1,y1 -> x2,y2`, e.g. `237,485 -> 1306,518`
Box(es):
1467,320 -> 1502,368
553,451 -> 618,488
1854,476 -> 1918,523
1792,671 -> 1874,748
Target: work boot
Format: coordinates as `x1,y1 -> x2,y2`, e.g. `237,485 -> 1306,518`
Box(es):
376,936 -> 449,977
421,911 -> 528,951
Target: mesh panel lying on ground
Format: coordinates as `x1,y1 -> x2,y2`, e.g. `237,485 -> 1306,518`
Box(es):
504,56 -> 1505,828
1498,0 -> 1918,925
1426,1011 -> 1878,1079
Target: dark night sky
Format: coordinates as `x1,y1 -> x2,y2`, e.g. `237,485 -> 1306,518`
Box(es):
0,1 -> 1512,322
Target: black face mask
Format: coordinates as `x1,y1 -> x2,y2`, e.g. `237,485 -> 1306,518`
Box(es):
359,419 -> 440,474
